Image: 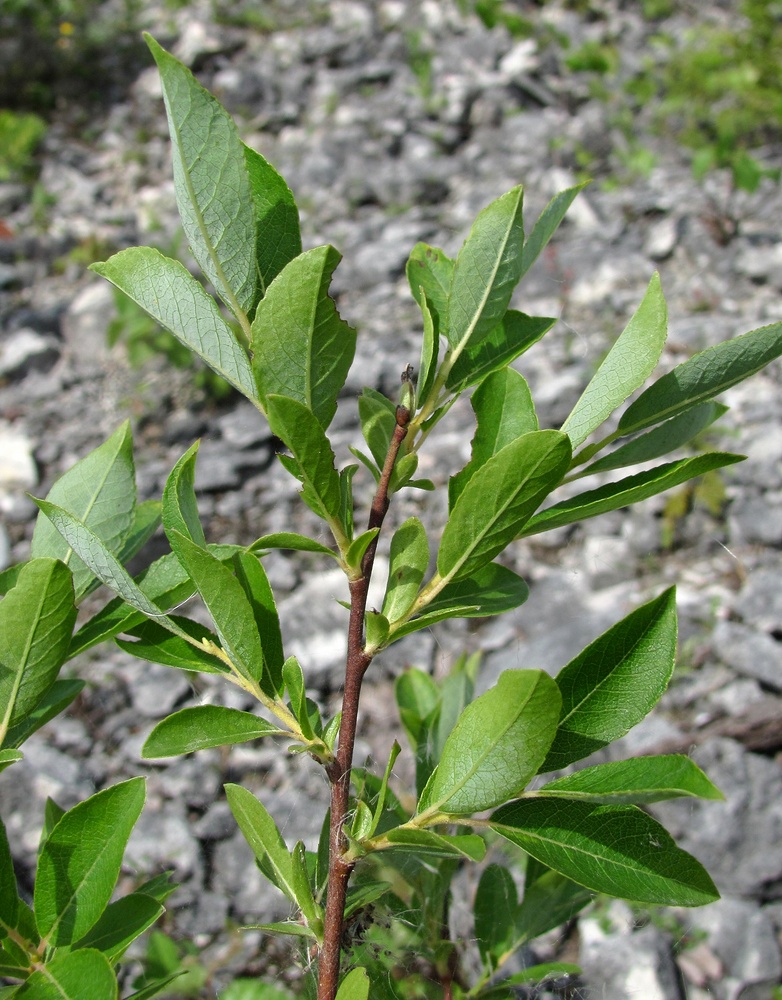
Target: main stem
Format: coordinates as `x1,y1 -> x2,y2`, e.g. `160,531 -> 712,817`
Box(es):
317,404 -> 411,1000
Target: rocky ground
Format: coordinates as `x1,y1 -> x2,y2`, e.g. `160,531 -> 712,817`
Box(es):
2,1 -> 782,997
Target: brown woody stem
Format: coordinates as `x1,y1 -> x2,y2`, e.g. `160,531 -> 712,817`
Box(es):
316,404 -> 411,1000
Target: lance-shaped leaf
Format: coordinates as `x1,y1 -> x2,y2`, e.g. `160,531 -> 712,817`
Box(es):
225,784 -> 297,904
91,248 -> 258,403
31,500 -> 193,645
3,679 -> 84,751
15,948 -> 118,1000
577,401 -> 728,477
407,243 -> 453,338
357,388 -> 396,472
384,828 -> 485,861
252,245 -> 356,429
519,451 -> 744,537
74,894 -> 164,963
0,559 -> 76,741
490,799 -> 719,906
541,588 -> 677,773
391,563 -> 529,641
382,517 -> 429,623
283,656 -> 318,741
116,499 -> 162,566
437,430 -> 571,582
243,143 -> 301,295
31,421 -> 136,600
249,533 -> 337,558
266,394 -> 344,536
561,273 -> 668,449
162,441 -> 205,548
0,817 -> 19,930
450,367 -> 538,507
416,290 -> 439,405
617,320 -> 782,437
519,182 -> 588,279
142,706 -> 283,758
116,618 -> 228,675
446,311 -> 554,394
145,34 -> 257,317
122,973 -> 186,1000
421,670 -> 560,815
537,754 -> 723,805
446,186 -> 524,353
335,968 -> 370,1000
35,777 -> 145,946
0,749 -> 23,773
168,531 -> 264,686
233,552 -> 284,696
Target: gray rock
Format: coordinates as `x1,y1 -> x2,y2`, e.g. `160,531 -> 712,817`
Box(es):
0,328 -> 60,379
126,805 -> 202,882
728,492 -> 782,547
278,567 -> 351,689
711,620 -> 782,692
60,281 -> 114,367
128,661 -> 192,718
731,567 -> 782,630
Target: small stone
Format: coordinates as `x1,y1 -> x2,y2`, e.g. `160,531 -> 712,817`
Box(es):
711,621 -> 782,692
129,662 -> 192,718
644,215 -> 679,260
686,897 -> 782,990
0,329 -> 60,379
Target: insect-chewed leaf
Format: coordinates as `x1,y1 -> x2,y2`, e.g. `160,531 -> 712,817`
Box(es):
31,421 -> 136,600
145,34 -> 257,317
490,798 -> 719,906
142,706 -> 283,758
562,273 -> 668,449
437,430 -> 571,582
422,669 -> 560,814
35,777 -> 146,946
541,588 -> 678,773
537,754 -> 723,805
0,558 -> 76,738
243,142 -> 301,295
252,245 -> 356,430
447,186 -> 524,354
618,320 -> 782,436
91,249 -> 259,404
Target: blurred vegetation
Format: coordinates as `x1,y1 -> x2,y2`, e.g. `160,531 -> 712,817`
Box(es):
0,110 -> 47,181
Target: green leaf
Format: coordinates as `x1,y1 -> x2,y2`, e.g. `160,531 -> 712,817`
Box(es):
450,367 -> 538,507
142,706 -> 282,758
0,559 -> 76,742
561,273 -> 668,449
121,973 -> 185,1000
145,34 -> 257,317
416,290 -> 439,405
266,395 -> 345,538
290,841 -> 323,937
346,529 -> 380,576
117,617 -> 229,675
249,533 -> 338,559
91,248 -> 258,402
446,186 -> 524,353
382,517 -> 429,623
437,430 -> 571,582
116,500 -> 162,566
0,749 -> 23,773
30,422 -> 136,600
162,442 -> 206,548
283,656 -> 315,740
14,948 -> 117,1000
519,182 -> 588,279
74,893 -> 163,962
577,402 -> 728,477
31,501 -> 193,644
537,754 -> 723,804
243,142 -> 301,295
384,828 -> 485,861
233,552 -> 285,696
358,388 -> 396,471
35,777 -> 145,946
520,452 -> 744,537
618,320 -> 782,437
335,968 -> 370,1000
224,784 -> 297,904
391,563 -> 529,641
169,532 -> 264,685
407,243 -> 453,340
3,679 -> 84,751
0,817 -> 19,930
422,670 -> 560,814
445,311 -> 555,394
134,871 -> 178,904
243,920 -> 316,940
364,610 -> 390,653
490,799 -> 719,906
252,245 -> 356,429
541,588 -> 678,772
370,741 -> 402,836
